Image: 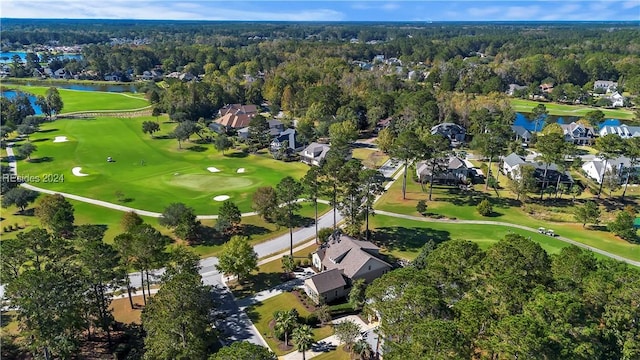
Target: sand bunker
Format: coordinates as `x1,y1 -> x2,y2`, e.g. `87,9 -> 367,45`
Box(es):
213,195 -> 230,201
207,167 -> 221,173
72,167 -> 89,177
237,168 -> 245,173
53,136 -> 68,143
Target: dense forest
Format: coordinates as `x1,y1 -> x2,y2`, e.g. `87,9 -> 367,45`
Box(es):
367,235 -> 640,359
2,21 -> 639,126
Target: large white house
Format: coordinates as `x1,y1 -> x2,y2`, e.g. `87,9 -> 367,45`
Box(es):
581,156 -> 638,184
599,125 -> 640,139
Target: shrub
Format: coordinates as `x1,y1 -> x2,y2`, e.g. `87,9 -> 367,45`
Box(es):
416,200 -> 427,215
477,199 -> 493,216
3,226 -> 7,232
7,225 -> 13,231
317,227 -> 333,243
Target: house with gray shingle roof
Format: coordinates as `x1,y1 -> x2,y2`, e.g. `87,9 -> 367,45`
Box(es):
300,142 -> 331,166
304,269 -> 348,304
511,125 -> 532,143
502,152 -> 573,187
415,155 -> 472,184
599,125 -> 640,139
310,232 -> 392,302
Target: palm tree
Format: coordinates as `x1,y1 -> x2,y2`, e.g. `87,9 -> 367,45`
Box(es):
353,339 -> 372,360
292,324 -> 314,360
274,310 -> 298,346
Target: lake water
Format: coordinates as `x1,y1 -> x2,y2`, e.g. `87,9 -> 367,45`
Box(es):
0,51 -> 83,64
1,90 -> 43,115
3,81 -> 137,93
514,112 -> 621,132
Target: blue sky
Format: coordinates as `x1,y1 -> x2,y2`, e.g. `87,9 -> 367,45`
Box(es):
1,1 -> 639,21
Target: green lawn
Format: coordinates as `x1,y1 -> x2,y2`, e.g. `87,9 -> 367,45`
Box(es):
313,345 -> 352,360
246,292 -> 334,356
510,98 -> 635,120
3,85 -> 148,113
16,116 -> 310,214
370,214 -> 576,260
1,198 -> 327,259
375,174 -> 640,262
352,148 -> 389,169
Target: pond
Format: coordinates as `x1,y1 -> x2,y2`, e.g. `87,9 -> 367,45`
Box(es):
0,51 -> 83,64
514,112 -> 621,132
1,90 -> 43,115
3,81 -> 137,93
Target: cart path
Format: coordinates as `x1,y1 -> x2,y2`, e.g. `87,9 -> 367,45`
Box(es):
375,210 -> 640,267
5,142 -> 330,219
6,142 -> 640,267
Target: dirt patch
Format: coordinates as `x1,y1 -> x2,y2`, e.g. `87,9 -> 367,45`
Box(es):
109,295 -> 147,324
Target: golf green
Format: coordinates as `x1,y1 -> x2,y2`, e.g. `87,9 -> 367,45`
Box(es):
17,116 -> 310,214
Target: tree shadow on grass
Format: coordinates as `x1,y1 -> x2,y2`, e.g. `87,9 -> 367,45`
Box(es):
37,128 -> 58,133
154,134 -> 173,140
444,188 -> 486,206
245,302 -> 263,323
28,156 -> 53,163
293,214 -> 315,228
231,272 -> 284,299
31,138 -> 51,143
186,145 -> 207,152
241,224 -> 270,237
372,226 -> 450,254
192,225 -> 227,246
223,151 -> 248,159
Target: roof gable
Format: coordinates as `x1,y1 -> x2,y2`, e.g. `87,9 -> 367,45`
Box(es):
307,269 -> 347,294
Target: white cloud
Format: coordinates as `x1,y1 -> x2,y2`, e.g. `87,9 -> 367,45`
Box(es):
0,0 -> 345,21
382,3 -> 400,11
622,0 -> 640,9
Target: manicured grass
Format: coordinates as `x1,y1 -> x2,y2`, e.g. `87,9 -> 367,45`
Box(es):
1,198 -> 326,261
313,345 -> 352,360
17,116 -> 310,214
375,174 -> 640,262
3,85 -> 149,113
510,98 -> 635,120
0,200 -> 163,244
246,292 -> 334,356
352,148 -> 390,169
370,214 -> 574,261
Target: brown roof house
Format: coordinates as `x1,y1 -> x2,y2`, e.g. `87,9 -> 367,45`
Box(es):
210,104 -> 258,132
304,232 -> 392,304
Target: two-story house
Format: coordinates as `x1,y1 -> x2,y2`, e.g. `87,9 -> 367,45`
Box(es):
305,233 -> 392,304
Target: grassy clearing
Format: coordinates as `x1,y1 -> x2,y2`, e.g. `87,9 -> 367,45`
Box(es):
370,214 -> 574,260
17,116 -> 310,213
3,85 -> 149,113
510,98 -> 635,120
352,148 -> 390,169
374,173 -> 640,262
246,292 -> 334,356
